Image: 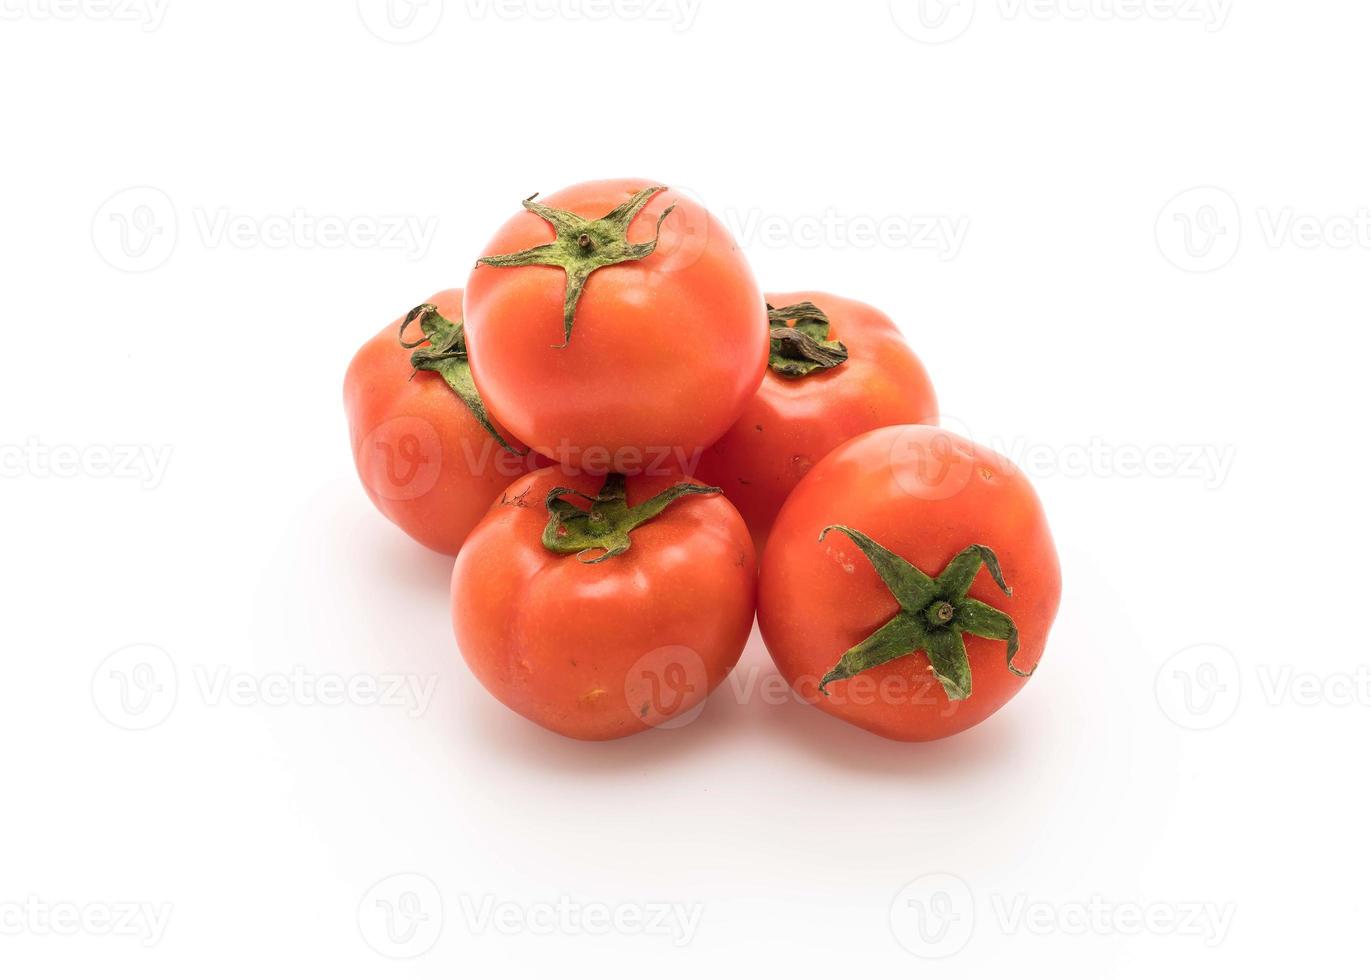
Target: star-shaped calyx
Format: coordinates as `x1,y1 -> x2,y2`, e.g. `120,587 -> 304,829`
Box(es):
476,186 -> 677,348
542,473 -> 721,564
817,526 -> 1034,702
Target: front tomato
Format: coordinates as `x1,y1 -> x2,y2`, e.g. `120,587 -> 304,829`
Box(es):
344,289 -> 537,555
464,179 -> 768,474
758,425 -> 1061,741
695,292 -> 938,553
452,468 -> 756,740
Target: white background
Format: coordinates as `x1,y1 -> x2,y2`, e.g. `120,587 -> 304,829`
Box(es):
2,1 -> 1367,976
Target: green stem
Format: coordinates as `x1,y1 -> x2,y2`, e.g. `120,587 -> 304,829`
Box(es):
815,526 -> 1030,701
767,302 -> 849,377
542,473 -> 721,563
399,304 -> 522,454
477,187 -> 677,348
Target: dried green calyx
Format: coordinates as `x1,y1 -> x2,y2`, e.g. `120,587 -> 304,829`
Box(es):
816,526 -> 1032,701
542,473 -> 720,564
477,186 -> 677,348
398,304 -> 521,454
767,302 -> 849,377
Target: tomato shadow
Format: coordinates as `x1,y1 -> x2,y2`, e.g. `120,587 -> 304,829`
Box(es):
458,675 -> 1032,780
364,519 -> 456,600
450,660 -> 760,776
752,681 -> 1037,779
444,624 -> 1033,779
449,685 -> 751,778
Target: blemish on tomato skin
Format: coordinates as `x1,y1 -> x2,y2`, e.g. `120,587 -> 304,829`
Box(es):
979,466 -> 995,482
582,687 -> 606,703
822,543 -> 857,574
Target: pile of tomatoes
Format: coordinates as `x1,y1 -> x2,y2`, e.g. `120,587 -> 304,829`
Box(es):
345,179 -> 1061,743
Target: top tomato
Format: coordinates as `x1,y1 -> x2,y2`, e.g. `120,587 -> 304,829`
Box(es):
464,179 -> 768,474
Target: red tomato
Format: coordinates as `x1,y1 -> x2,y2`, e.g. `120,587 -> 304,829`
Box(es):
695,292 -> 937,553
758,425 -> 1060,741
452,468 -> 756,740
464,179 -> 768,474
344,289 -> 536,555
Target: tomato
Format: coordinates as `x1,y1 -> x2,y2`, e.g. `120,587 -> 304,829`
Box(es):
695,292 -> 937,553
344,289 -> 537,555
757,425 -> 1060,741
452,467 -> 756,740
464,179 -> 768,474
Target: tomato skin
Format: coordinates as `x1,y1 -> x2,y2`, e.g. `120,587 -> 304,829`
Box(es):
695,291 -> 938,553
452,467 -> 756,741
344,289 -> 535,555
464,178 -> 768,474
757,425 -> 1060,742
